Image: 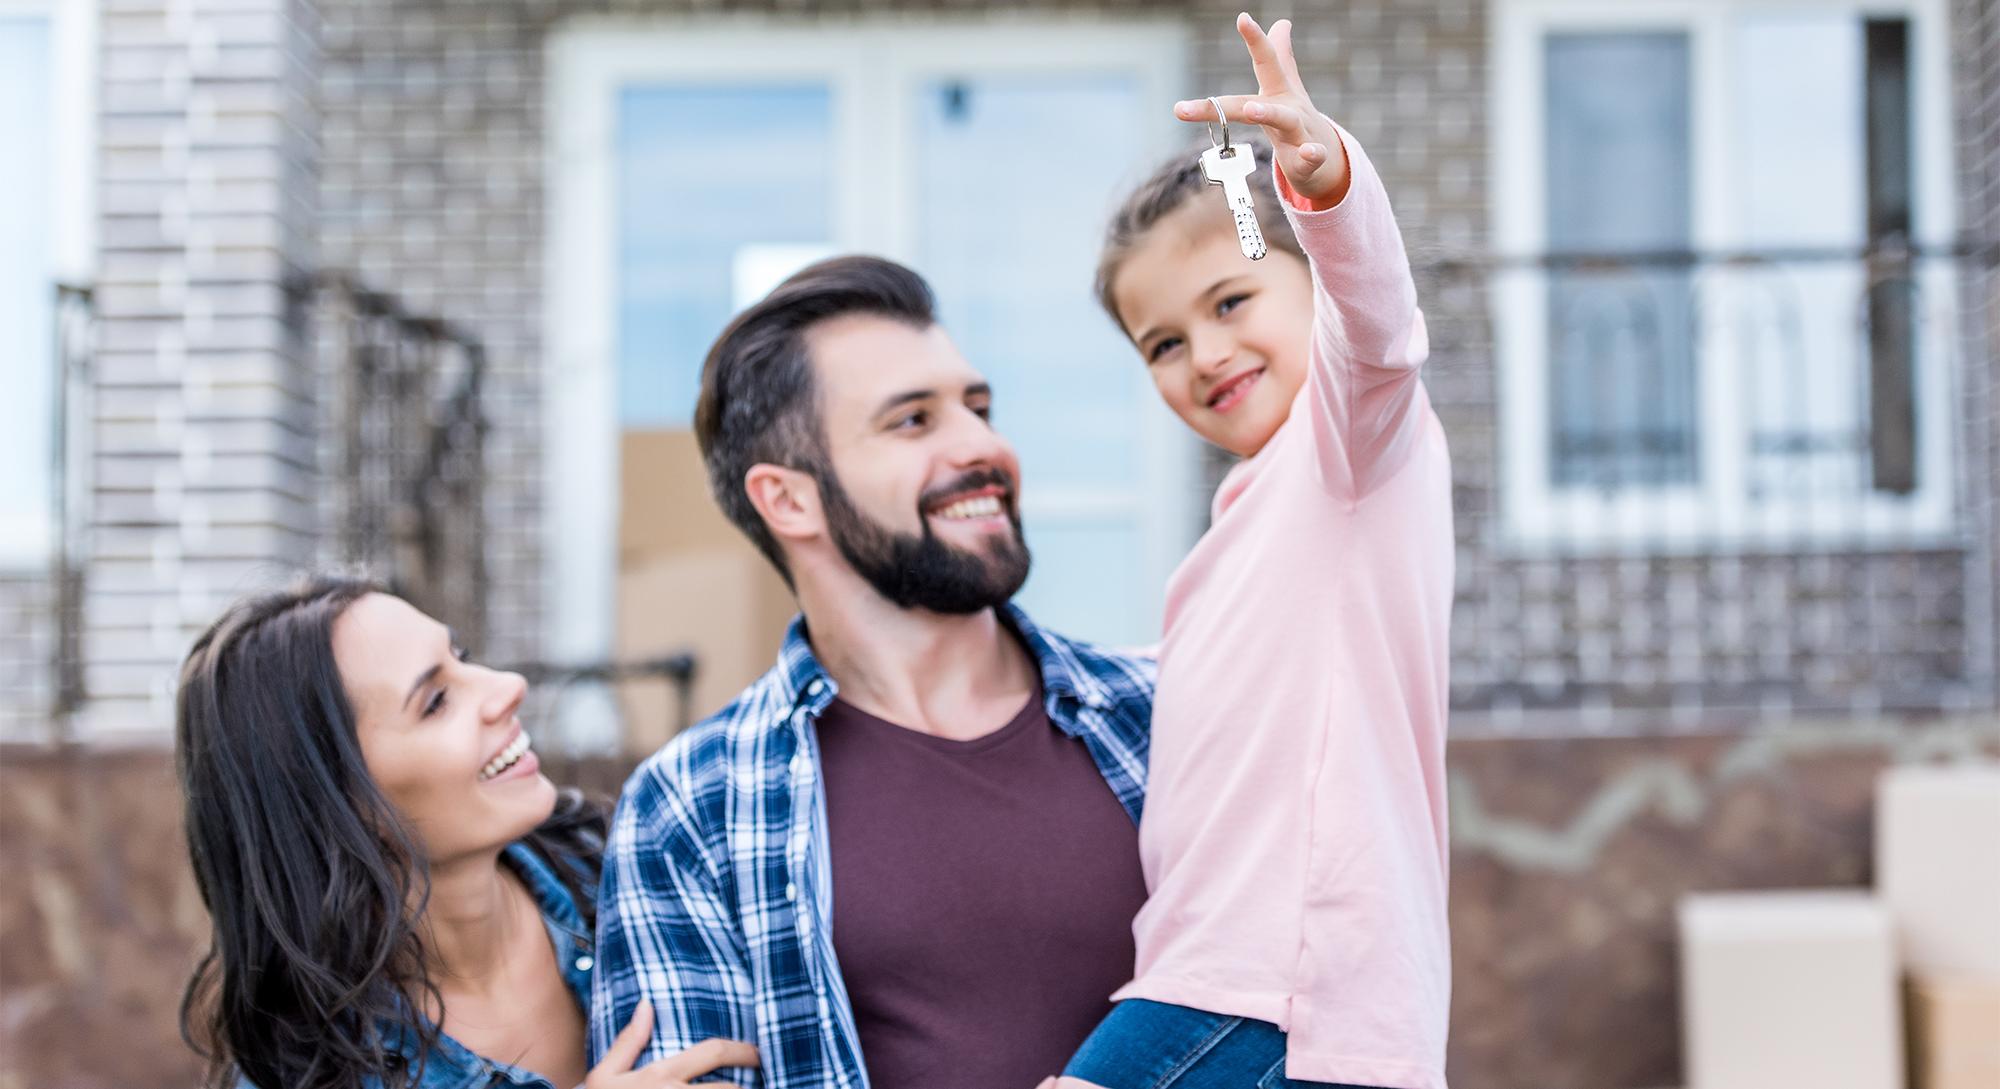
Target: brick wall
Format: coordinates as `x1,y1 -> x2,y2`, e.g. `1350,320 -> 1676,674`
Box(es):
74,0 -> 326,740
309,0 -> 1998,742
19,0 -> 1986,740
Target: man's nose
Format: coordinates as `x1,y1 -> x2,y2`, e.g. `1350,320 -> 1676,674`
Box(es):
940,402 -> 1012,468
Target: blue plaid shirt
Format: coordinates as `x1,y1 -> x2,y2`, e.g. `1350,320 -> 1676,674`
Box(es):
589,605 -> 1155,1089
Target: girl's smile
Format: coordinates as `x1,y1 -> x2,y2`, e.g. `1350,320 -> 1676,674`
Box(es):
1110,203 -> 1315,458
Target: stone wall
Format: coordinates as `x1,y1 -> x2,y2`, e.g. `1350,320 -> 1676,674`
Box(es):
6,720 -> 1995,1089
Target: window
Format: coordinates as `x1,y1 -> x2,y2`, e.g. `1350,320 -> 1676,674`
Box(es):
1493,0 -> 1958,551
547,20 -> 1196,703
0,0 -> 90,570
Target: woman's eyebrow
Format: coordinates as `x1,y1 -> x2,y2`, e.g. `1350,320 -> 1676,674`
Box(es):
402,664 -> 442,711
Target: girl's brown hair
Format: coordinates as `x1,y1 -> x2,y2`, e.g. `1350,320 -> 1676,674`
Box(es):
1094,140 -> 1305,335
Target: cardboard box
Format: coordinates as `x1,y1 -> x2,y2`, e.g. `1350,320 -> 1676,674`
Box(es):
1876,764 -> 2000,981
1906,975 -> 2000,1089
614,549 -> 795,756
620,429 -> 745,560
617,430 -> 797,756
1679,890 -> 1905,1089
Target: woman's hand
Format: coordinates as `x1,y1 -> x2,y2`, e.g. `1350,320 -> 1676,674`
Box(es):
585,999 -> 761,1088
1175,13 -> 1352,209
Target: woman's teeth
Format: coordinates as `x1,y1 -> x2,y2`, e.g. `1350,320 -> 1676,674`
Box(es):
479,732 -> 532,781
933,495 -> 1004,520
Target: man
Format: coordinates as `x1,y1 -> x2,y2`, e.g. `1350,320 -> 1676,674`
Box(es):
590,256 -> 1157,1089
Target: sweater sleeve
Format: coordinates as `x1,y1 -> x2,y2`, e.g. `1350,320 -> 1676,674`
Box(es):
1273,123 -> 1433,503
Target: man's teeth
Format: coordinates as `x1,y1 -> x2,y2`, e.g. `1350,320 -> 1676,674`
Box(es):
933,496 -> 1004,521
479,732 -> 532,781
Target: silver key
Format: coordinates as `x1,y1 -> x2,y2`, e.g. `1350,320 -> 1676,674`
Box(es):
1200,143 -> 1268,261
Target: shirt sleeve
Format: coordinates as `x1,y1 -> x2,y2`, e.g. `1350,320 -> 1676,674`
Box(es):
1273,122 -> 1433,503
590,764 -> 762,1085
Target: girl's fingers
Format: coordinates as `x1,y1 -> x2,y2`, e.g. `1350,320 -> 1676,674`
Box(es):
1235,12 -> 1294,94
1244,100 -> 1311,143
1174,96 -> 1234,124
1269,19 -> 1309,90
597,998 -> 654,1075
1173,96 -> 1310,146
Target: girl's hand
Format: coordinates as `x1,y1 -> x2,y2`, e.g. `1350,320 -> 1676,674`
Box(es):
1175,13 -> 1352,209
585,998 -> 761,1088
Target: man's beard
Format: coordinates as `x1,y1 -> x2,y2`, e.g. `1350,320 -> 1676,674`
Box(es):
818,465 -> 1031,615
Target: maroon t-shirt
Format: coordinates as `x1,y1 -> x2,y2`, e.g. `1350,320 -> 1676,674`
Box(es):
816,686 -> 1149,1089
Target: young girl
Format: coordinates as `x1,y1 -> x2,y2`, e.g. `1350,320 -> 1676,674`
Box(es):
1059,14 -> 1453,1089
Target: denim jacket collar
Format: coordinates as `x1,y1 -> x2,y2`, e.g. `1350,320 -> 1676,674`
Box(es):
358,842 -> 597,1089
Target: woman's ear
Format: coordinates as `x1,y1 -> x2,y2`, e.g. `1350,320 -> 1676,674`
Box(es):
743,464 -> 824,546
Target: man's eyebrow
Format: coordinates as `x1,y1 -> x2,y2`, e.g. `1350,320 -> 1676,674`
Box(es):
403,664 -> 442,711
873,388 -> 935,417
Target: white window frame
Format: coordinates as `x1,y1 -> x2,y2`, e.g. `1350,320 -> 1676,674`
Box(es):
1490,0 -> 1959,554
544,16 -> 1195,704
0,0 -> 94,570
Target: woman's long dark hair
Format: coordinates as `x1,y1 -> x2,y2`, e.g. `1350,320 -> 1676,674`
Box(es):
175,575 -> 607,1089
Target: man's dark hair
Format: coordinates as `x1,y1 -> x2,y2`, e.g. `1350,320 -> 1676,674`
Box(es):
694,255 -> 938,582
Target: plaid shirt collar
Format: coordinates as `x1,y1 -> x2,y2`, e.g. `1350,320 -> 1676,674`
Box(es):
769,602 -> 1128,718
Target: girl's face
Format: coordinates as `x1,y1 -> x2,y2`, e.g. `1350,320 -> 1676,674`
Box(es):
1112,203 -> 1314,458
332,593 -> 555,866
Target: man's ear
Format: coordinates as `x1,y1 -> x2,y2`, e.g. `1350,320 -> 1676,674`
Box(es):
743,463 -> 824,546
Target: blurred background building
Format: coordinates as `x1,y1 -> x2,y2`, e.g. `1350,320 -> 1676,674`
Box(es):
2,0 -> 1996,1087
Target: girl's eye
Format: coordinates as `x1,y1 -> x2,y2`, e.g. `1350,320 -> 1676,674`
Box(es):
1146,336 -> 1183,363
1217,293 -> 1250,317
893,410 -> 929,430
422,689 -> 447,718
452,644 -> 467,661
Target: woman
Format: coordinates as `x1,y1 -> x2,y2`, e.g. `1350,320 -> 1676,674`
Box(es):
177,575 -> 757,1089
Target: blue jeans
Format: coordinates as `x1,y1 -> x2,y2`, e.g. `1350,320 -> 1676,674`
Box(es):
1063,999 -> 1380,1089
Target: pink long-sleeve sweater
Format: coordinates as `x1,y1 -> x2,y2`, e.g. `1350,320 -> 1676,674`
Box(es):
1110,126 -> 1454,1089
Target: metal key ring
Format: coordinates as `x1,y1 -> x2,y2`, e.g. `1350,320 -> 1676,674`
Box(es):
1205,96 -> 1230,152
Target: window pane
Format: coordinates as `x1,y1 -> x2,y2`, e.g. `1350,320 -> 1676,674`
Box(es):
1732,15 -> 1888,501
912,74 -> 1164,645
0,17 -> 53,541
913,75 -> 1144,491
1544,32 -> 1698,487
616,85 -> 834,428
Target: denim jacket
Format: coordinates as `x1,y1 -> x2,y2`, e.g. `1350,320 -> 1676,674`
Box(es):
237,841 -> 598,1089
